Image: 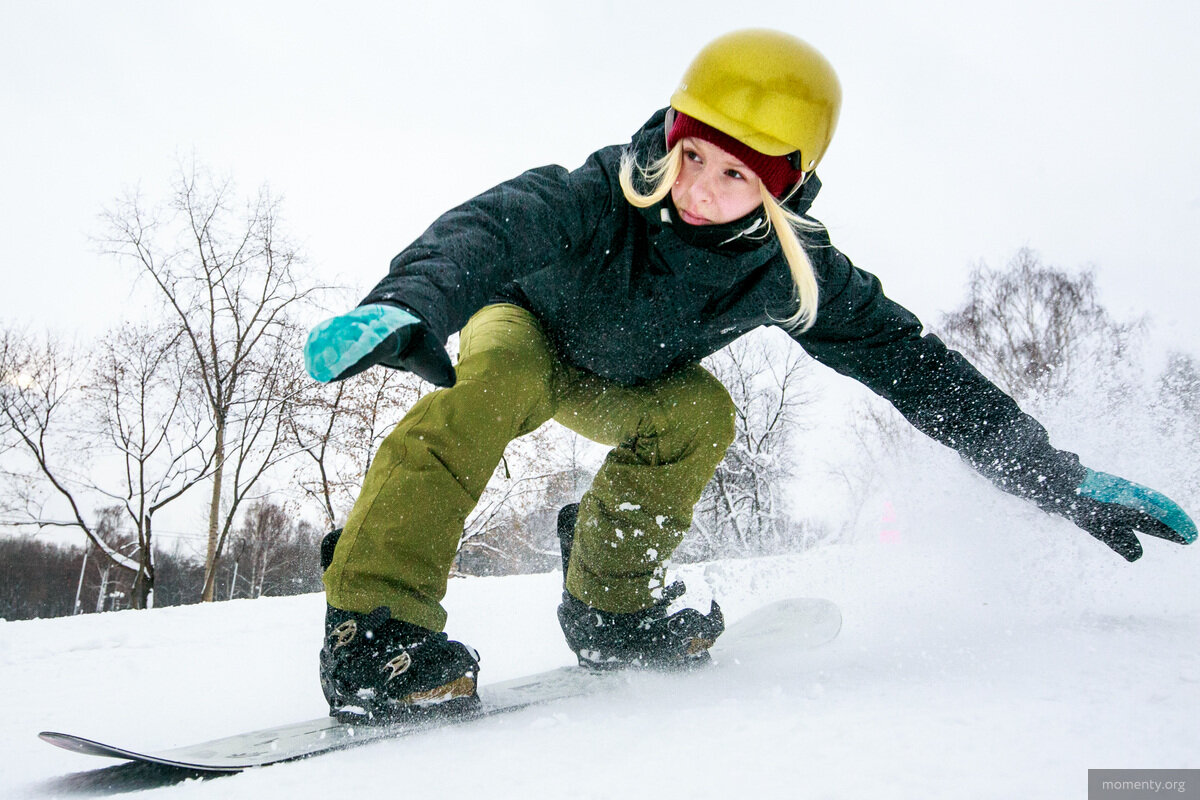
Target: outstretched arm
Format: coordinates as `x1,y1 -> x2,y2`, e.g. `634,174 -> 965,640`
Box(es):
793,236 -> 1195,560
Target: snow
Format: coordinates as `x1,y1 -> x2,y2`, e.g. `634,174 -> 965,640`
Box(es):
4,465 -> 1197,800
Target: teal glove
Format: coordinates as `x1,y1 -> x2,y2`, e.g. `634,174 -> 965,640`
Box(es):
304,304 -> 455,387
1066,469 -> 1196,561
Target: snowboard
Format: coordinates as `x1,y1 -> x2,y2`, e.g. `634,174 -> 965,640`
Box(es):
40,597 -> 840,773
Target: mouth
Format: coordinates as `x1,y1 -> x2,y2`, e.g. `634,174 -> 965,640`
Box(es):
676,207 -> 711,226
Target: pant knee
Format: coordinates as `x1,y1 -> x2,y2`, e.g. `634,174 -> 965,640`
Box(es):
455,304 -> 557,422
645,369 -> 735,464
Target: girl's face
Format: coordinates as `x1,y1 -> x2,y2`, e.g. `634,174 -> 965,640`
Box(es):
671,137 -> 764,225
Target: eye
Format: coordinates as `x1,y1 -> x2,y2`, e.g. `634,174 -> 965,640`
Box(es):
683,148 -> 702,164
725,168 -> 746,181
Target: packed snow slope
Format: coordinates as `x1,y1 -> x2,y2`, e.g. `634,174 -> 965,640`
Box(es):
4,460 -> 1197,799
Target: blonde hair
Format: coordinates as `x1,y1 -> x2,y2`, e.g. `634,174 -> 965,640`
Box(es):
619,144 -> 820,332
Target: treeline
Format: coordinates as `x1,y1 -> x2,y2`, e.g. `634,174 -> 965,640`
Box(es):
0,500 -> 324,621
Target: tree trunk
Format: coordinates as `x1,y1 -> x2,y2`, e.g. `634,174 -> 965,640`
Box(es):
201,422 -> 226,602
95,567 -> 109,614
131,567 -> 153,610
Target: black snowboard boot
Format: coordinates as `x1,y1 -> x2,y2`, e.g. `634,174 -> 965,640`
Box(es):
555,504 -> 725,670
319,530 -> 480,721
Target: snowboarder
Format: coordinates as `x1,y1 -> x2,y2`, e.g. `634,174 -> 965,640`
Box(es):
304,29 -> 1196,719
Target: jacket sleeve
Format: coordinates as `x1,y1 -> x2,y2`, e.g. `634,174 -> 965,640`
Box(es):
360,149 -> 618,343
793,229 -> 1086,512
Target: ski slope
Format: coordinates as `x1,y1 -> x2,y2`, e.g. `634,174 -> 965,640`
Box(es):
4,476 -> 1197,800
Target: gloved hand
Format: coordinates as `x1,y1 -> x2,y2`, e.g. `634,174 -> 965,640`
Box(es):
304,304 -> 456,387
1065,469 -> 1196,561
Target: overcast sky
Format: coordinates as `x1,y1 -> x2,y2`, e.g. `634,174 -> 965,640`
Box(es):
3,0 -> 1198,363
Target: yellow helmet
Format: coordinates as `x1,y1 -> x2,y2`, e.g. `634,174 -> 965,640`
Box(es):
670,29 -> 842,173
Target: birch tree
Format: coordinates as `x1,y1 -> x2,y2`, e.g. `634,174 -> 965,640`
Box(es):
228,499 -> 291,598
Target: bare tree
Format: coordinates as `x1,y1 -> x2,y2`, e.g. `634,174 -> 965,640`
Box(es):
938,247 -> 1141,401
85,322 -> 213,607
0,328 -> 17,453
0,329 -> 141,584
1,320 -> 221,609
204,322 -> 311,596
101,163 -> 317,601
1,326 -> 29,516
286,363 -> 429,529
684,330 -> 818,560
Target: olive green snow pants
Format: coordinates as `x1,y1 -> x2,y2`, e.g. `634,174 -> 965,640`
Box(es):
323,303 -> 736,630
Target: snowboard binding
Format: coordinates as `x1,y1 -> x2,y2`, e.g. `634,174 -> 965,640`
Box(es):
555,504 -> 725,670
319,531 -> 481,722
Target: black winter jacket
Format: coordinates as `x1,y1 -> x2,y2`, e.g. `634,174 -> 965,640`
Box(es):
362,109 -> 1086,511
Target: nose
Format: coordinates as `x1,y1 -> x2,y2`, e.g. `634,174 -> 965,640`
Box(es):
687,167 -> 718,205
